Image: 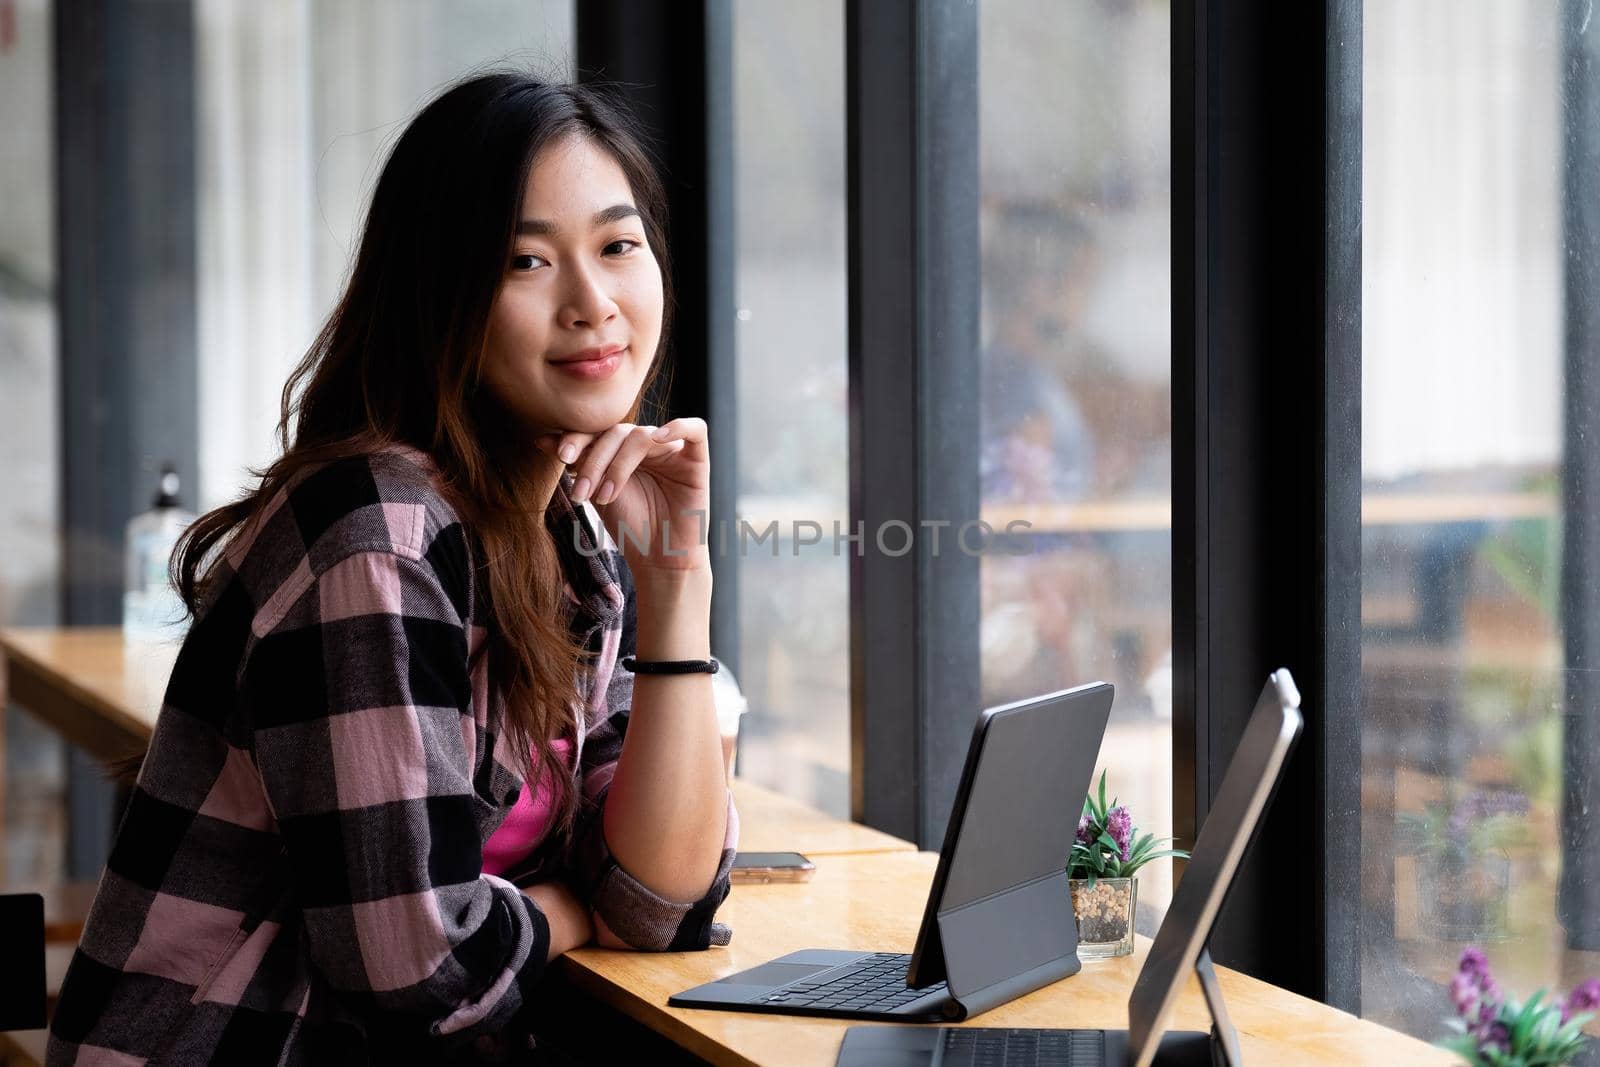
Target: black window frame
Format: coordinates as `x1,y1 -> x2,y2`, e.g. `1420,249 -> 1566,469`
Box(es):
845,0 -> 982,848
1559,0 -> 1600,953
1171,0 -> 1363,1009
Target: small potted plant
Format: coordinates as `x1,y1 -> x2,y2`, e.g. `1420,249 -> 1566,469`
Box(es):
1439,946 -> 1599,1066
1399,789 -> 1528,941
1068,772 -> 1189,960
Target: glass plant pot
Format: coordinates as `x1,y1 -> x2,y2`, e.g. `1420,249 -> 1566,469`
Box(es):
1069,876 -> 1137,960
1416,850 -> 1512,943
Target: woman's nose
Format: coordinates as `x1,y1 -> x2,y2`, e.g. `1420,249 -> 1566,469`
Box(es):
561,262 -> 620,328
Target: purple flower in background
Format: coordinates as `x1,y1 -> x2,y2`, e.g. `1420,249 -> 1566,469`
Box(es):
1432,790 -> 1530,858
1107,806 -> 1133,861
1484,790 -> 1529,818
1449,971 -> 1479,1016
1480,1022 -> 1510,1055
1441,948 -> 1599,1063
1563,978 -> 1600,1024
1075,813 -> 1094,847
1452,946 -> 1504,1044
1481,974 -> 1502,1018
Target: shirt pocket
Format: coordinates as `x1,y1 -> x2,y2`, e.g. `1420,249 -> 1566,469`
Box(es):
187,843 -> 291,1007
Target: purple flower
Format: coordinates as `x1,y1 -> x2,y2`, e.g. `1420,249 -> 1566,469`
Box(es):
1451,947 -> 1505,1037
1441,949 -> 1596,1058
1478,1021 -> 1510,1055
1075,813 -> 1094,847
1447,790 -> 1529,844
1562,978 -> 1600,1024
1107,806 -> 1133,861
1482,790 -> 1529,818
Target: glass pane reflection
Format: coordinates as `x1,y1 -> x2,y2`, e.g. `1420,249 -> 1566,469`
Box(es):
978,0 -> 1175,914
1361,0 -> 1600,1040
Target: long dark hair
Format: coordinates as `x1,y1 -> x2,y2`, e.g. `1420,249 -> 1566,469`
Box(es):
170,73 -> 674,835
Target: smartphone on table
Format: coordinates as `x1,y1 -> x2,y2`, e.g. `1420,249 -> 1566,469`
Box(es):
730,851 -> 815,884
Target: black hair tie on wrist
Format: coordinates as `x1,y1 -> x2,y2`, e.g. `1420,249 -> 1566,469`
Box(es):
620,656 -> 720,675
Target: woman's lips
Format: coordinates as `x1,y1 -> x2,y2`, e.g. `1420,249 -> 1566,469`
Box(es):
550,347 -> 625,381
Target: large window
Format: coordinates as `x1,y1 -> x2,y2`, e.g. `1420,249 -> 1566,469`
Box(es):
729,0 -> 850,816
978,0 -> 1174,911
1360,0 -> 1596,1038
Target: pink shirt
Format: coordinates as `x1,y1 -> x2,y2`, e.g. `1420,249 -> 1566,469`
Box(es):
482,739 -> 573,876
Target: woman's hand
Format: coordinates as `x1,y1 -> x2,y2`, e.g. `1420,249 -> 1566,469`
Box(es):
536,418 -> 711,574
521,881 -> 595,960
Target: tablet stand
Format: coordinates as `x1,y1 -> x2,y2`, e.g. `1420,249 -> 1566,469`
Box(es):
1192,949 -> 1241,1067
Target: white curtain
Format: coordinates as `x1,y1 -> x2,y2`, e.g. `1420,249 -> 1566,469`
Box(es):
196,0 -> 317,510
1363,0 -> 1563,482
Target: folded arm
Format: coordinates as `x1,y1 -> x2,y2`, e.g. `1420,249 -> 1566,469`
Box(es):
566,559 -> 738,950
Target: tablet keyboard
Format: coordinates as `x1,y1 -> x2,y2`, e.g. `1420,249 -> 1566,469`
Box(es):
757,952 -> 945,1013
940,1028 -> 1106,1067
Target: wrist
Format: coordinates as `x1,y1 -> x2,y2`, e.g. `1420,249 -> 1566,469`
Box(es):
628,547 -> 714,581
633,625 -> 712,662
632,568 -> 712,661
632,559 -> 713,606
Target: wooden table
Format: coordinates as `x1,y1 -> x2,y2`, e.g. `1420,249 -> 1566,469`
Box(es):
730,779 -> 915,856
559,850 -> 1453,1067
1,627 -> 167,762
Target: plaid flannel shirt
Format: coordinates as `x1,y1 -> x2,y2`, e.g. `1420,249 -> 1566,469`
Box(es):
47,446 -> 737,1065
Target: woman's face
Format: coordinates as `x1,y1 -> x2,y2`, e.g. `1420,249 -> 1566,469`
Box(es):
481,135 -> 664,437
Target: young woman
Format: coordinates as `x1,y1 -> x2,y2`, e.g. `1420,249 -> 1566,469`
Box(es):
48,73 -> 737,1064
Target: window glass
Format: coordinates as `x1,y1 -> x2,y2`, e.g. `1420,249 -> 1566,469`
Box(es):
729,1 -> 851,815
1361,0 -> 1596,1037
978,0 -> 1175,912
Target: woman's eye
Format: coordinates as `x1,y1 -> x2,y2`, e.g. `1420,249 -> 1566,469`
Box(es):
512,241 -> 637,271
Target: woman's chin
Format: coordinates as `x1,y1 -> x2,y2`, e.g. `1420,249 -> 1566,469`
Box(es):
546,398 -> 640,436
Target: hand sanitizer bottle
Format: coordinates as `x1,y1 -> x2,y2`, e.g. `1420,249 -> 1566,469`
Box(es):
122,464 -> 195,640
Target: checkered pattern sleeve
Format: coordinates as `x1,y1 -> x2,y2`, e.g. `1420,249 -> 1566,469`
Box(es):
563,542 -> 740,952
241,545 -> 551,1047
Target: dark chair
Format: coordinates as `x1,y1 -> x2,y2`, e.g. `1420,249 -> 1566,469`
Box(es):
0,894 -> 45,1033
